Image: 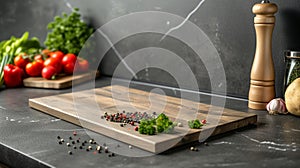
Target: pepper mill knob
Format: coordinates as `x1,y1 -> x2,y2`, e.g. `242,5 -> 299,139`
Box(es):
248,1 -> 278,110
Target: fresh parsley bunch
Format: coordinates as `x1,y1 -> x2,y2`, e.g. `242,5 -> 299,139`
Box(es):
44,8 -> 94,55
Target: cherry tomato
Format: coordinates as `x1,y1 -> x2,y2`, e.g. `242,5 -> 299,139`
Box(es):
14,54 -> 29,69
49,51 -> 64,61
64,63 -> 75,75
41,49 -> 52,57
25,61 -> 44,77
76,58 -> 89,72
42,66 -> 56,80
34,55 -> 44,64
44,58 -> 62,74
62,53 -> 77,66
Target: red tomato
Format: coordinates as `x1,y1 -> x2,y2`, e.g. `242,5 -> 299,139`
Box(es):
62,53 -> 77,66
14,54 -> 29,69
42,66 -> 56,80
25,61 -> 44,77
76,58 -> 89,72
42,49 -> 51,57
34,55 -> 44,64
49,51 -> 64,61
44,58 -> 62,74
63,63 -> 75,75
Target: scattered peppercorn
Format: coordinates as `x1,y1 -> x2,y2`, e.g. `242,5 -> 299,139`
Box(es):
66,143 -> 70,147
58,141 -> 62,145
190,146 -> 198,151
79,146 -> 83,149
69,137 -> 72,140
96,146 -> 101,151
72,141 -> 75,144
68,151 -> 72,155
77,139 -> 80,143
60,139 -> 65,143
73,146 -> 77,149
129,145 -> 132,149
57,136 -> 61,139
204,142 -> 209,146
88,146 -> 92,150
111,153 -> 115,157
86,148 -> 90,152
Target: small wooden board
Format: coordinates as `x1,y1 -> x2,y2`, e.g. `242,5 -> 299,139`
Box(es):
23,71 -> 99,89
29,85 -> 257,153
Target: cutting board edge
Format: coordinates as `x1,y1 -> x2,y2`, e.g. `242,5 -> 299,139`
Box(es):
29,98 -> 160,153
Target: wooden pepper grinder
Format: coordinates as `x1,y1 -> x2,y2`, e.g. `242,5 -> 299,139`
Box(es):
248,0 -> 278,110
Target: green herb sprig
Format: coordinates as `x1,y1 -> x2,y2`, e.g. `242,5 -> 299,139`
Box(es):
138,113 -> 175,135
44,8 -> 94,55
188,119 -> 203,129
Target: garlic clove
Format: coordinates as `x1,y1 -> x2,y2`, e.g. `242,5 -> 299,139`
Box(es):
266,98 -> 288,115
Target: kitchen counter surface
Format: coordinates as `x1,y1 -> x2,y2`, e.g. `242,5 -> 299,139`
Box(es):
0,77 -> 299,168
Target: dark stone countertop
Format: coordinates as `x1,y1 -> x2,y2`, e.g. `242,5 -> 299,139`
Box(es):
0,77 -> 300,168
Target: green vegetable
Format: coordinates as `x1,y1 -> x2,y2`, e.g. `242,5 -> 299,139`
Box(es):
44,8 -> 94,55
155,113 -> 175,133
0,32 -> 42,88
139,119 -> 156,135
138,113 -> 175,135
188,119 -> 203,129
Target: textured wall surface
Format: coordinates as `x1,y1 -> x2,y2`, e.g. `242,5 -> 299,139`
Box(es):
1,0 -> 300,98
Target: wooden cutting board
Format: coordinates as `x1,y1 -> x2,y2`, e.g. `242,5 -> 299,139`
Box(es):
29,85 -> 257,153
23,71 -> 99,89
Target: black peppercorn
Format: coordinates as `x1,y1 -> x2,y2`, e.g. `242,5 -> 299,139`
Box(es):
57,136 -> 61,139
73,146 -> 77,149
72,141 -> 75,144
68,151 -> 72,155
69,137 -> 72,140
79,146 -> 83,149
58,141 -> 62,145
86,148 -> 89,152
77,139 -> 80,143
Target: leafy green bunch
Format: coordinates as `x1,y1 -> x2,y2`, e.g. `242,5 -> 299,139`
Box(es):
44,8 -> 94,55
139,113 -> 175,135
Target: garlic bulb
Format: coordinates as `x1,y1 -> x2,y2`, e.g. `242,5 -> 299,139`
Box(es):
266,98 -> 288,115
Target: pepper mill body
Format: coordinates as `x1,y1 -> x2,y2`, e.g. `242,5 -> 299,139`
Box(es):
248,1 -> 278,110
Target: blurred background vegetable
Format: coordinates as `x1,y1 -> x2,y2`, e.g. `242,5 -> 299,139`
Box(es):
44,8 -> 94,55
0,32 -> 42,88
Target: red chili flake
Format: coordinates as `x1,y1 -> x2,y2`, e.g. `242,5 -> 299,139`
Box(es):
73,131 -> 77,136
201,119 -> 207,124
93,151 -> 97,155
134,126 -> 138,131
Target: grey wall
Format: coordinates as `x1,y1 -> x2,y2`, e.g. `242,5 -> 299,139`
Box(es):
1,0 -> 300,98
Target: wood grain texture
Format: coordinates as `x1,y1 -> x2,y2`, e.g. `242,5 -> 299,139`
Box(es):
29,85 -> 257,153
23,71 -> 99,89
